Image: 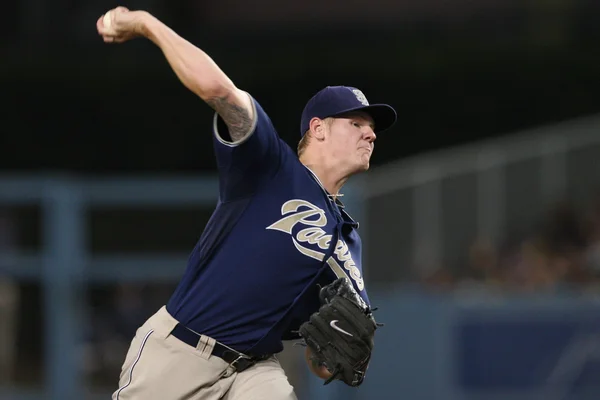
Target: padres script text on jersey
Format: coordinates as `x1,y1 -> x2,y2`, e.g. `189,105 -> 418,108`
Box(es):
166,95 -> 370,356
267,199 -> 365,291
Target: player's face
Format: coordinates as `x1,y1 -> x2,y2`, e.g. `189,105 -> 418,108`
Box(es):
326,112 -> 376,173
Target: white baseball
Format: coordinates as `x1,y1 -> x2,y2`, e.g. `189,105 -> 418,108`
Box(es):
103,12 -> 112,30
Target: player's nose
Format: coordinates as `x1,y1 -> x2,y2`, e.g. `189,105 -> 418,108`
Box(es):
364,128 -> 376,143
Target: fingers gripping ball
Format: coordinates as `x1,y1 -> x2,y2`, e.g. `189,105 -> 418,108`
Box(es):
98,7 -> 131,42
299,278 -> 382,387
103,12 -> 112,30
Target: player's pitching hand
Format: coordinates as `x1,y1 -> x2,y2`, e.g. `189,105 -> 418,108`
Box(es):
97,7 -> 148,43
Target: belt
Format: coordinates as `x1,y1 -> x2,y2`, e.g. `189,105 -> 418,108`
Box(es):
170,323 -> 269,372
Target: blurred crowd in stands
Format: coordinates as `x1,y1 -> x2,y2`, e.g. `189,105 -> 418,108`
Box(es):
425,191 -> 600,295
1,191 -> 600,388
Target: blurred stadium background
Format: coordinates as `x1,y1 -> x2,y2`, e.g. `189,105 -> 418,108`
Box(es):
1,0 -> 600,399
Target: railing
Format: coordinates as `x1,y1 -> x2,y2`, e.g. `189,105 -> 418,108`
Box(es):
363,113 -> 600,283
0,174 -> 363,400
0,113 -> 599,399
0,176 -> 220,399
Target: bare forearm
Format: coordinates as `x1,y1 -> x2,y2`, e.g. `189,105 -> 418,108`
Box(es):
141,13 -> 234,101
140,14 -> 253,140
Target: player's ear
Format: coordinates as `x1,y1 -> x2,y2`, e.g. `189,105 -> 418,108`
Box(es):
309,117 -> 326,141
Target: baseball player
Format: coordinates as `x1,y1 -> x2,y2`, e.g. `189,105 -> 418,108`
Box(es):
97,6 -> 397,400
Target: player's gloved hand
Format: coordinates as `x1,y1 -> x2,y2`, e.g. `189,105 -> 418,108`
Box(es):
97,7 -> 149,43
298,278 -> 382,387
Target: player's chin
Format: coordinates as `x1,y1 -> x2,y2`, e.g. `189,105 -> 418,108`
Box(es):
358,154 -> 371,171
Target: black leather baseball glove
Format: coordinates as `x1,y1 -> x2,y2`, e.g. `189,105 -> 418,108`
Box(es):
298,277 -> 382,387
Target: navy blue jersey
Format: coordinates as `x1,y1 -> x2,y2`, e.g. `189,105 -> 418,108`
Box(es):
166,94 -> 369,356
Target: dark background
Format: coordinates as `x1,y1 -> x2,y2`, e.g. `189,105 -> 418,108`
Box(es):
2,1 -> 600,395
2,0 -> 599,175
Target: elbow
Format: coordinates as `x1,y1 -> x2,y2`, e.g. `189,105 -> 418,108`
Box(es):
191,76 -> 236,102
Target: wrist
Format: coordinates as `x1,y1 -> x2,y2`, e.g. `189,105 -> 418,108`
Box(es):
138,11 -> 158,39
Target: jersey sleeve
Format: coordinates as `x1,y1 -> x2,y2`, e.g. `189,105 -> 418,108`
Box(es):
211,93 -> 283,202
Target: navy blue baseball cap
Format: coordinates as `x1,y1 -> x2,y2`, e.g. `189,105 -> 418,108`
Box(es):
300,86 -> 397,136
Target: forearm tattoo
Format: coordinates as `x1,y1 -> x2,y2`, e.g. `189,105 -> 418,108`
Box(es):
207,94 -> 253,142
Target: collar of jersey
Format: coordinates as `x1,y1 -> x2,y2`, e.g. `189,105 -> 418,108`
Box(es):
303,164 -> 344,208
302,165 -> 346,208
303,165 -> 361,229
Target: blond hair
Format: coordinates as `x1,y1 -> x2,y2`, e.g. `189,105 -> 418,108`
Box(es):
297,133 -> 310,157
